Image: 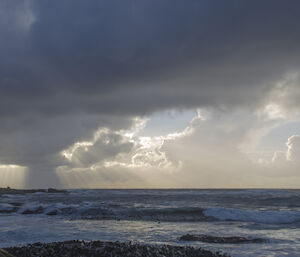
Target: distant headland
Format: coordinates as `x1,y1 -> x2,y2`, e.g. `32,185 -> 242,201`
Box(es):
0,187 -> 67,195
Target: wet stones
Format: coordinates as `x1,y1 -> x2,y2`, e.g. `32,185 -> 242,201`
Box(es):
4,240 -> 231,257
0,249 -> 15,257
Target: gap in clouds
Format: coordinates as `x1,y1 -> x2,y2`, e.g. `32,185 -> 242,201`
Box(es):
138,109 -> 197,137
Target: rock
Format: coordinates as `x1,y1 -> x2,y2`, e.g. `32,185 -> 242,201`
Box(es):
0,249 -> 15,257
179,234 -> 266,244
21,206 -> 43,215
46,210 -> 58,215
4,240 -> 231,257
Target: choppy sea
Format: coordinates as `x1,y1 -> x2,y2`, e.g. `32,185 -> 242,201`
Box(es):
1,189 -> 300,256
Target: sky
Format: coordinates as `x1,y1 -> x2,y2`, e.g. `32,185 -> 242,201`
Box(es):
1,0 -> 300,188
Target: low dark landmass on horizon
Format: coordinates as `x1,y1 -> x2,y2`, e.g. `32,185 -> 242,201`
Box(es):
2,240 -> 230,257
0,187 -> 67,196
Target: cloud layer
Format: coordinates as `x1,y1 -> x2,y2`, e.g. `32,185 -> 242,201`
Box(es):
1,0 -> 300,187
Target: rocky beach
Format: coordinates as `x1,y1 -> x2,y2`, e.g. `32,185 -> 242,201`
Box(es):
3,240 -> 230,257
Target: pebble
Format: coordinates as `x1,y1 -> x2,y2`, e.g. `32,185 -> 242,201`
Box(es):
4,240 -> 231,257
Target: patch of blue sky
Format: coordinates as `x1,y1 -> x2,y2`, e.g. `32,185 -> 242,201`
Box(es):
139,109 -> 197,137
259,121 -> 300,152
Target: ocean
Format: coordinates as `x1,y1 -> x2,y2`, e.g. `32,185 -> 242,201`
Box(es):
0,189 -> 299,256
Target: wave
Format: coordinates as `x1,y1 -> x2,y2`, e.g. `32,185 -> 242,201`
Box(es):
2,200 -> 300,224
70,205 -> 208,222
0,203 -> 16,213
76,205 -> 300,224
122,207 -> 208,222
1,201 -> 208,221
17,202 -> 87,215
204,207 -> 300,224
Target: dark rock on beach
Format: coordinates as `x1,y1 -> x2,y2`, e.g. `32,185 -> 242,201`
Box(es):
180,234 -> 266,244
4,240 -> 231,257
0,249 -> 15,257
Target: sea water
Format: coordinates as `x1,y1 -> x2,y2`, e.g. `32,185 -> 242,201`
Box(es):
0,189 -> 300,256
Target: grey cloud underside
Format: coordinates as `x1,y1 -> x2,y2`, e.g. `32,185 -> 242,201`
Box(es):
2,0 -> 300,117
0,114 -> 134,166
1,0 -> 300,172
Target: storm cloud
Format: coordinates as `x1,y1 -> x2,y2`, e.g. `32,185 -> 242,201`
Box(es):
1,0 -> 300,187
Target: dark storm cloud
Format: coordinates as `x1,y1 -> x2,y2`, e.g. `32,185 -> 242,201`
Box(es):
2,0 -> 300,115
1,0 -> 300,171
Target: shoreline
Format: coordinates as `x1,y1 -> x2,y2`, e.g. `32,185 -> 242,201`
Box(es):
3,240 -> 231,257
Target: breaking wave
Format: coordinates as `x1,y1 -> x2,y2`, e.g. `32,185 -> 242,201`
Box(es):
1,200 -> 300,224
0,201 -> 208,221
203,207 -> 300,224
